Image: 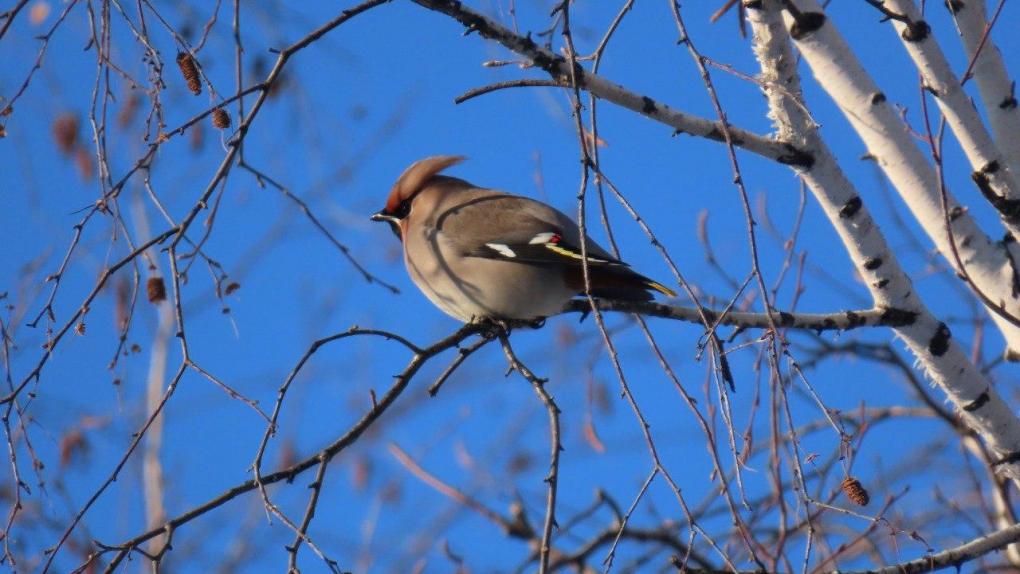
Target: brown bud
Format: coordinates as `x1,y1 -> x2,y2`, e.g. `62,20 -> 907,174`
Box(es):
29,2 -> 50,25
190,122 -> 203,152
352,457 -> 370,490
841,476 -> 870,506
176,52 -> 202,95
224,281 -> 240,295
59,428 -> 87,468
52,113 -> 79,155
74,147 -> 93,180
380,481 -> 401,503
117,92 -> 141,128
146,277 -> 167,303
277,440 -> 297,470
114,278 -> 129,330
267,75 -> 288,99
211,107 -> 231,129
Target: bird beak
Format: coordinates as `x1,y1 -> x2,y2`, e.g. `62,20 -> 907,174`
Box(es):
372,210 -> 404,240
371,211 -> 399,224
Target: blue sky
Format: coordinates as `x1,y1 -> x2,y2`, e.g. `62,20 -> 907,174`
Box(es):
2,0 -> 1019,571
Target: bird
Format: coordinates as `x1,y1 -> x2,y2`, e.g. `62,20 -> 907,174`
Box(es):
371,156 -> 676,323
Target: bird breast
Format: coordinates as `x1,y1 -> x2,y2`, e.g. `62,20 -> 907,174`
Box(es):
403,225 -> 575,322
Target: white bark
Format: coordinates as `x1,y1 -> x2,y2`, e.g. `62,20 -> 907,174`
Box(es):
748,0 -> 1020,482
144,301 -> 171,558
781,0 -> 1020,355
962,434 -> 1020,565
841,519 -> 1020,573
948,0 -> 1020,177
133,193 -> 170,558
881,0 -> 1020,235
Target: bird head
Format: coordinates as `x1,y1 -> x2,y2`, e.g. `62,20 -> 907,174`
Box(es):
371,155 -> 466,239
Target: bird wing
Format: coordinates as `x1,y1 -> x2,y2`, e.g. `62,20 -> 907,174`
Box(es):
435,192 -> 676,299
471,230 -> 628,268
436,193 -> 625,267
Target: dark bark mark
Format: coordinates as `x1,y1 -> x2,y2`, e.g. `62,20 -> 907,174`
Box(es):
973,161 -> 1020,224
844,311 -> 865,328
776,145 -> 815,168
902,20 -> 931,42
928,322 -> 952,356
790,12 -> 826,40
992,450 -> 1020,467
962,388 -> 990,412
840,196 -> 862,218
642,96 -> 657,115
879,307 -> 917,326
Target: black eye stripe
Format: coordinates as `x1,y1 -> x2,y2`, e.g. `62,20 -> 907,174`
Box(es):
395,199 -> 411,218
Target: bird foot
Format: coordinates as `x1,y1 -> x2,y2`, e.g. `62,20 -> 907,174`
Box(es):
474,317 -> 547,338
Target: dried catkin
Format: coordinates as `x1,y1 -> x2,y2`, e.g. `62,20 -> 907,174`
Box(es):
841,476 -> 870,506
176,52 -> 202,95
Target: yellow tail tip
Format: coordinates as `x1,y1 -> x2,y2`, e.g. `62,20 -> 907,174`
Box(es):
646,280 -> 677,298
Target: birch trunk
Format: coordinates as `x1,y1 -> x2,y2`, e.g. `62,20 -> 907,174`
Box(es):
880,0 -> 1020,236
747,0 -> 1020,484
780,0 -> 1020,356
948,0 -> 1020,177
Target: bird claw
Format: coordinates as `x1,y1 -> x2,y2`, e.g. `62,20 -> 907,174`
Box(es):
476,317 -> 546,336
475,318 -> 510,339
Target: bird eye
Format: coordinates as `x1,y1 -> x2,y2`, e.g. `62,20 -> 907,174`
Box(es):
394,199 -> 411,219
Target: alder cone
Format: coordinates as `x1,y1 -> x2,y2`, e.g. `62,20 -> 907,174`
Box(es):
211,108 -> 231,129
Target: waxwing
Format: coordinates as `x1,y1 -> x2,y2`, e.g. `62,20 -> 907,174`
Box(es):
371,156 -> 675,323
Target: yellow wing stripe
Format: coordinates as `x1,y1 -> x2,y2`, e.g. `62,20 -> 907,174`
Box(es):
544,244 -> 611,263
544,243 -> 677,298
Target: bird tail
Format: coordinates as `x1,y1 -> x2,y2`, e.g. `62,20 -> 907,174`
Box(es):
575,267 -> 676,301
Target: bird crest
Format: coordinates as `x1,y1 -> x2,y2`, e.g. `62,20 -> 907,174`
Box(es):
386,155 -> 466,213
